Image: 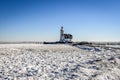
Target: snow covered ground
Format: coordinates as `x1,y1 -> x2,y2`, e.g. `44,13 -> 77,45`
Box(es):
0,44 -> 120,80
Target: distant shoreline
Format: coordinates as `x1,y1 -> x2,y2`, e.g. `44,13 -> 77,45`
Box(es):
0,41 -> 120,45
0,42 -> 43,44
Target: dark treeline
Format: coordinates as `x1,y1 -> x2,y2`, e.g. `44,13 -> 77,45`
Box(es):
73,41 -> 120,45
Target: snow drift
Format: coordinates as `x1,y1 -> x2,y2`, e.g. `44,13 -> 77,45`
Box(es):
0,44 -> 120,80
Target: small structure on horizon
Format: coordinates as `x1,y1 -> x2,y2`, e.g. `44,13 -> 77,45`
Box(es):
60,26 -> 73,43
43,26 -> 73,44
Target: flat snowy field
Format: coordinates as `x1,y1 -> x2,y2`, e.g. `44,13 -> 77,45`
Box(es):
0,44 -> 120,80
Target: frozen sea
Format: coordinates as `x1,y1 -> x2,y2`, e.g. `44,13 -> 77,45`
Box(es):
0,44 -> 120,80
105,45 -> 120,48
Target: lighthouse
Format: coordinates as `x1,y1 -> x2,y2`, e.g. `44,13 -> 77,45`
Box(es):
59,26 -> 73,43
60,26 -> 64,42
44,26 -> 73,44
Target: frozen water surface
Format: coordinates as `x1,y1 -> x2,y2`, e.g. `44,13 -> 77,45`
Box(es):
0,44 -> 120,80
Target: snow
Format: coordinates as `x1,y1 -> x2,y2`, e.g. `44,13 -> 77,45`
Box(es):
105,45 -> 120,48
0,44 -> 120,80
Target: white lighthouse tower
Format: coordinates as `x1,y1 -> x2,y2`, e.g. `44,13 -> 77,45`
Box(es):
60,26 -> 64,42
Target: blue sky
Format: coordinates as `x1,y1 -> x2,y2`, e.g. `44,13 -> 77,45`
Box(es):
0,0 -> 120,42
